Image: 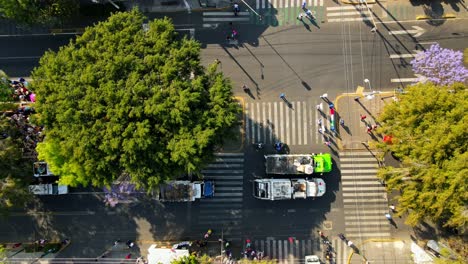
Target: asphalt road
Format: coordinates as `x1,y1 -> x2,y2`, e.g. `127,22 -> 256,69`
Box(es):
0,6 -> 467,261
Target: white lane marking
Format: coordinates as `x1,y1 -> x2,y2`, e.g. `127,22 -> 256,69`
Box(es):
389,53 -> 416,59
203,18 -> 250,22
297,102 -> 302,145
327,11 -> 370,17
328,17 -> 372,22
291,102 -> 296,145
391,77 -> 418,82
327,5 -> 373,10
203,12 -> 250,16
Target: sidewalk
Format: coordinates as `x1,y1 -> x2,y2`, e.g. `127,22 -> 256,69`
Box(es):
334,91 -> 395,150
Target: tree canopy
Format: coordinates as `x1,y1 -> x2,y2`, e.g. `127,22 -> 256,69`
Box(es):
411,44 -> 468,86
33,10 -> 240,190
376,82 -> 467,228
0,0 -> 79,26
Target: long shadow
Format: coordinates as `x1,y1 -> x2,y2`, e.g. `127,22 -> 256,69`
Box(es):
221,46 -> 261,99
261,36 -> 308,86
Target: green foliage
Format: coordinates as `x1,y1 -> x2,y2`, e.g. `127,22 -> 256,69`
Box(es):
464,48 -> 468,66
0,0 -> 79,26
377,82 -> 468,228
0,70 -> 12,102
0,116 -> 32,214
171,255 -> 202,264
33,10 -> 241,190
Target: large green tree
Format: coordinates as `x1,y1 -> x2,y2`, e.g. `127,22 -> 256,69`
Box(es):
0,0 -> 79,26
376,82 -> 467,228
33,10 -> 240,190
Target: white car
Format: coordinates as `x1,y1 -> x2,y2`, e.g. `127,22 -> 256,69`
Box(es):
305,255 -> 321,264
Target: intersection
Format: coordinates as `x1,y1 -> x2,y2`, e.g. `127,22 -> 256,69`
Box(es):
0,0 -> 467,263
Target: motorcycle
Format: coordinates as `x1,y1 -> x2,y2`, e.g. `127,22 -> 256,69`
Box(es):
274,142 -> 283,153
204,229 -> 212,239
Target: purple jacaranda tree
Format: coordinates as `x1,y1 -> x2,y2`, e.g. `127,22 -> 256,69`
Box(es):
411,44 -> 468,86
102,181 -> 142,207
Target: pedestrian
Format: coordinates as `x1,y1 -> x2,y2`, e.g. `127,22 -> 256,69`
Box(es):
114,240 -> 120,247
302,0 -> 307,9
288,237 -> 295,244
316,104 -> 322,110
320,93 -> 328,99
347,240 -> 353,247
360,114 -> 366,121
233,3 -> 239,16
297,13 -> 304,20
324,140 -> 331,146
280,93 -> 286,99
306,9 -> 315,19
389,204 -> 396,213
354,96 -> 360,102
125,253 -> 132,259
318,230 -> 325,238
317,118 -> 322,126
126,240 -> 135,248
366,126 -> 372,133
385,213 -> 392,220
373,124 -> 378,130
318,128 -> 323,134
214,59 -> 220,65
231,29 -> 238,39
242,84 -> 249,93
340,119 -> 345,126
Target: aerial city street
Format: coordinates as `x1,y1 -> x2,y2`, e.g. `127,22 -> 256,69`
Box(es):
0,0 -> 467,263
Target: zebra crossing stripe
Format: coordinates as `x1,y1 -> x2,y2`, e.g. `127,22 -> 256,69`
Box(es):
340,151 -> 378,156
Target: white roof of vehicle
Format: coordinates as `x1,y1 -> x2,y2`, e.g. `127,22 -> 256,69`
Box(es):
147,245 -> 189,264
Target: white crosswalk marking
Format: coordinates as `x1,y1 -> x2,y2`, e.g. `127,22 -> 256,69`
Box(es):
256,0 -> 323,9
202,12 -> 250,24
326,5 -> 374,23
198,153 -> 244,236
245,101 -> 327,146
340,151 -> 391,239
250,238 -> 350,264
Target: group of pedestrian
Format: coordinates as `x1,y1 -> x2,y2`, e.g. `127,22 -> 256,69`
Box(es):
360,114 -> 379,134
3,103 -> 43,159
2,77 -> 36,102
297,1 -> 316,21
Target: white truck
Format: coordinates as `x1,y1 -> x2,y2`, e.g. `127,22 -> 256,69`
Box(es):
253,178 -> 326,200
156,181 -> 214,202
264,154 -> 332,175
29,184 -> 68,195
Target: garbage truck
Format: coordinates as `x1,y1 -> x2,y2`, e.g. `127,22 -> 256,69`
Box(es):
264,153 -> 332,175
156,181 -> 214,202
253,178 -> 326,200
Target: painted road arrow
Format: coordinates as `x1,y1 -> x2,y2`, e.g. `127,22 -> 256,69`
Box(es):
389,26 -> 426,37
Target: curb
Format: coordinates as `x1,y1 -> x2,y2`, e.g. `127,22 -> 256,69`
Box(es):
416,14 -> 457,20
334,91 -> 395,151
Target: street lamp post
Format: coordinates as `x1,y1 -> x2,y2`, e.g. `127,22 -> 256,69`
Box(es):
363,79 -> 377,99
